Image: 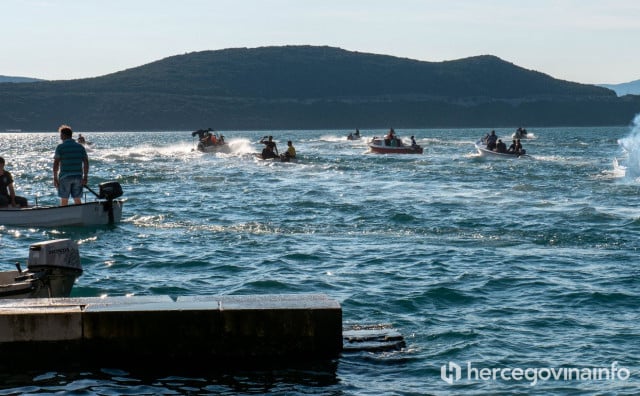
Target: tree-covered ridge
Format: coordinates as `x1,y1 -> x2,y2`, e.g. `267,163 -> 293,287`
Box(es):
39,46 -> 612,99
0,46 -> 635,131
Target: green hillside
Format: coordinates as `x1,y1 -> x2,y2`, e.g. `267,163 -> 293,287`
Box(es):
0,46 -> 637,131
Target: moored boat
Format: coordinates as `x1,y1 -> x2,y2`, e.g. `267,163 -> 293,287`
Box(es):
0,181 -> 124,227
368,136 -> 423,154
0,239 -> 82,299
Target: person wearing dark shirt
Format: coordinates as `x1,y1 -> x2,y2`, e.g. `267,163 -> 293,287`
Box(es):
260,136 -> 279,159
486,130 -> 498,150
0,157 -> 28,207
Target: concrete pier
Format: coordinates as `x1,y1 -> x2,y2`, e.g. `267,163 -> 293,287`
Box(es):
0,294 -> 342,369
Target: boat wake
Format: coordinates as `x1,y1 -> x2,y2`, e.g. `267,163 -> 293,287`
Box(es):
616,113 -> 640,180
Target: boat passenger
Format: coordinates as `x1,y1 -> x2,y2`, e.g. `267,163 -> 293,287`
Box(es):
285,140 -> 296,159
260,136 -> 279,159
53,124 -> 90,206
355,129 -> 360,137
0,157 -> 28,208
495,139 -> 507,153
507,139 -> 517,153
219,135 -> 225,144
411,136 -> 417,147
515,139 -> 525,154
486,130 -> 498,150
77,134 -> 86,144
385,128 -> 396,146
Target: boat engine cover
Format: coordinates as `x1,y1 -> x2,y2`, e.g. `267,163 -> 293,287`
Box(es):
27,239 -> 82,271
99,181 -> 123,200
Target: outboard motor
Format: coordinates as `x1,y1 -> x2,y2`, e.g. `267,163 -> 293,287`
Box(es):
99,181 -> 123,200
98,181 -> 123,224
27,239 -> 82,298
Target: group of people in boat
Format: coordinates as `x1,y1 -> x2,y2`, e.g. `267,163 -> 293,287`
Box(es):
379,128 -> 418,148
259,135 -> 296,161
193,128 -> 225,148
483,130 -> 526,155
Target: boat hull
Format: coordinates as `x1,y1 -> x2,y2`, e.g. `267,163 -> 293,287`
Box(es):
197,143 -> 230,153
0,200 -> 124,227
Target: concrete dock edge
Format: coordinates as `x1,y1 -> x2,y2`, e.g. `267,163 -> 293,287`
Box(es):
0,294 -> 342,368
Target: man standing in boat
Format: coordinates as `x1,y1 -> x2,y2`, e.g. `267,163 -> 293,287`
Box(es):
53,124 -> 89,206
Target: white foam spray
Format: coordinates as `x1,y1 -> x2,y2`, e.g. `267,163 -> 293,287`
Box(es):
616,114 -> 640,179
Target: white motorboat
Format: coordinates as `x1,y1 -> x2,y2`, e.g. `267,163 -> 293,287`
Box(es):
368,137 -> 423,154
474,140 -> 530,159
0,181 -> 124,227
0,239 -> 82,299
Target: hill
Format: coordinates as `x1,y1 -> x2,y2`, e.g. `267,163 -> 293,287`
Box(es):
0,75 -> 45,83
0,46 -> 638,131
599,79 -> 640,96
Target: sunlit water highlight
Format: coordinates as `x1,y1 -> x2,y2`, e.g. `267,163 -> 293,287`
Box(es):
1,125 -> 639,394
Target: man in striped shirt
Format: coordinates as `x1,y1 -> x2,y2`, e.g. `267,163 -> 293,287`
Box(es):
53,124 -> 89,206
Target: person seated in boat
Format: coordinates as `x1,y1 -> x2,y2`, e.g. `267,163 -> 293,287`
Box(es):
495,139 -> 507,153
347,132 -> 354,140
77,134 -> 86,144
410,136 -> 417,147
218,135 -> 225,144
354,129 -> 360,137
486,130 -> 498,150
515,139 -> 525,154
261,136 -> 278,156
209,133 -> 217,145
282,140 -> 296,160
507,139 -> 517,153
0,157 -> 28,208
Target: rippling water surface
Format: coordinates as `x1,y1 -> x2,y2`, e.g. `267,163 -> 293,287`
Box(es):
1,124 -> 640,394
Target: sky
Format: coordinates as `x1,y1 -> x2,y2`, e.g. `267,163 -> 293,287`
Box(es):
2,0 -> 639,84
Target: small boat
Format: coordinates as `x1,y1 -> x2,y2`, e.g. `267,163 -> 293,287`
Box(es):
368,136 -> 423,154
512,127 -> 532,139
474,140 -> 530,159
0,239 -> 82,299
0,181 -> 125,227
192,128 -> 230,153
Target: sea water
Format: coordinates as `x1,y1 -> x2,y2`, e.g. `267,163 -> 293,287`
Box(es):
0,124 -> 639,394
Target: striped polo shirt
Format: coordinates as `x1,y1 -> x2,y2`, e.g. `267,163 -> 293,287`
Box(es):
54,139 -> 88,180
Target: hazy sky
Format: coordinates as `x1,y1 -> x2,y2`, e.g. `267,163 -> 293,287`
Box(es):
2,0 -> 639,84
